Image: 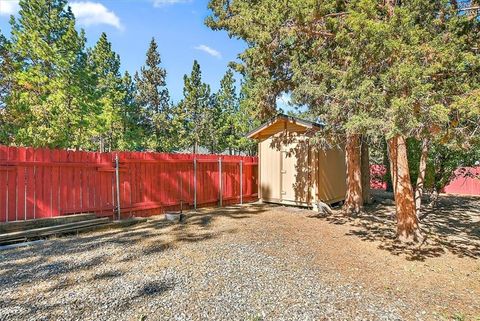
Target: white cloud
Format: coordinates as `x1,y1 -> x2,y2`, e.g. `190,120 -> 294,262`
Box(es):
70,1 -> 123,30
194,44 -> 222,59
0,0 -> 19,16
152,0 -> 191,7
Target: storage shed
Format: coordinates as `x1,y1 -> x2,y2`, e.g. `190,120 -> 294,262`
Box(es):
247,114 -> 346,208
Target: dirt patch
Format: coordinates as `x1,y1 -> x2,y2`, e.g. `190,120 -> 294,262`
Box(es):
270,198 -> 480,320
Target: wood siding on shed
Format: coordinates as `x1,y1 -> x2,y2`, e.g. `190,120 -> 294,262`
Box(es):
260,137 -> 281,201
315,148 -> 347,204
258,134 -> 346,206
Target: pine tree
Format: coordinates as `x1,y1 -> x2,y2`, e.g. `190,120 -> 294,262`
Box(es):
202,69 -> 238,154
379,1 -> 479,239
135,38 -> 172,152
0,29 -> 13,144
88,32 -> 125,151
207,0 -> 480,241
175,60 -> 211,153
236,77 -> 263,155
216,69 -> 238,154
6,0 -> 91,148
211,69 -> 258,155
207,0 -> 373,213
0,30 -> 10,109
203,92 -> 224,154
120,71 -> 144,150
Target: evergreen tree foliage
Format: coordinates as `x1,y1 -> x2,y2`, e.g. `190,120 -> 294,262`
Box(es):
175,60 -> 211,153
206,69 -> 237,154
207,0 -> 480,239
0,29 -> 14,144
5,0 -> 91,148
120,71 -> 144,151
236,77 -> 261,155
88,32 -> 125,151
0,30 -> 11,109
207,0 -> 480,157
135,38 -> 172,152
203,92 -> 224,154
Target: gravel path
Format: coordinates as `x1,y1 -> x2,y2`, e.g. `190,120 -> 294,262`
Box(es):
0,203 -> 478,321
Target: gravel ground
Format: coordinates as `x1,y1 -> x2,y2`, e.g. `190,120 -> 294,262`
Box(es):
0,202 -> 479,321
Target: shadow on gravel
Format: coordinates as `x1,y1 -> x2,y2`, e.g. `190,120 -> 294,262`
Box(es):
0,203 -> 271,319
309,195 -> 480,261
0,203 -> 270,284
92,270 -> 124,281
138,280 -> 174,297
0,254 -> 107,287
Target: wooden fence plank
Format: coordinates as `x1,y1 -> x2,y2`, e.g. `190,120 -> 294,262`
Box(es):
59,149 -> 68,216
16,148 -> 26,221
43,148 -> 52,217
25,147 -> 35,220
7,147 -> 18,222
0,146 -> 8,222
51,149 -> 60,217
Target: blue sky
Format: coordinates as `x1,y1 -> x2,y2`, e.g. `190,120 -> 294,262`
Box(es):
0,0 -> 295,110
0,0 -> 249,103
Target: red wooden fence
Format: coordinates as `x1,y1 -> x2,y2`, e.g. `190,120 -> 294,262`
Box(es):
370,164 -> 480,196
443,167 -> 480,196
0,146 -> 258,223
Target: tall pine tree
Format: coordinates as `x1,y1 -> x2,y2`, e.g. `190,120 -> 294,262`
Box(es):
135,38 -> 172,152
175,60 -> 211,153
120,71 -> 144,150
207,0 -> 480,241
202,92 -> 223,153
6,0 -> 91,148
0,29 -> 13,144
88,32 -> 125,152
0,30 -> 11,109
216,69 -> 238,154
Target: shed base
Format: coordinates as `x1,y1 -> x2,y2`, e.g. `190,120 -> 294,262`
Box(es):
260,197 -> 345,210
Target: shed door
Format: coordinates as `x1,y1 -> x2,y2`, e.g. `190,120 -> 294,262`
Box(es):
280,151 -> 297,201
281,143 -> 310,204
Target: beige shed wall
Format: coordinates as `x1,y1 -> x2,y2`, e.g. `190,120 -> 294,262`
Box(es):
259,137 -> 281,201
258,134 -> 346,206
315,148 -> 347,204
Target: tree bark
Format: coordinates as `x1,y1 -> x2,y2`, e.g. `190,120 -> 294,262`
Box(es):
193,141 -> 198,154
361,136 -> 372,205
383,139 -> 394,192
415,138 -> 429,219
388,136 -> 422,242
344,134 -> 363,214
385,0 -> 396,16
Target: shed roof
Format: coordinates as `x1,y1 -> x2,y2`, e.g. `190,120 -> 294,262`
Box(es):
246,113 -> 323,140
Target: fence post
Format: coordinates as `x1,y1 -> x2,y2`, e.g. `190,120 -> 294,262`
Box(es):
218,157 -> 222,207
115,154 -> 121,220
193,158 -> 197,211
240,160 -> 243,205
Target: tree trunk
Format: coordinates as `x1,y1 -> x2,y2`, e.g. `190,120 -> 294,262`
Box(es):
415,138 -> 429,219
385,0 -> 396,16
388,135 -> 422,242
361,136 -> 372,205
343,134 -> 363,214
383,139 -> 394,192
193,140 -> 198,154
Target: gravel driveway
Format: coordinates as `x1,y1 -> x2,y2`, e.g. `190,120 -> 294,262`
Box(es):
0,203 -> 478,321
